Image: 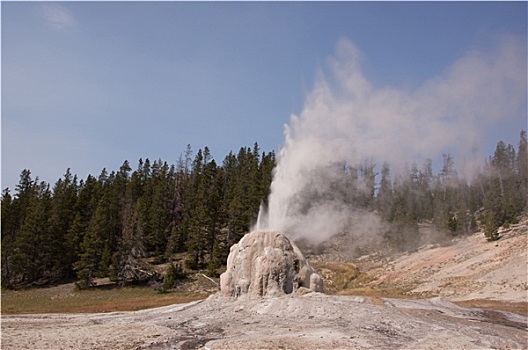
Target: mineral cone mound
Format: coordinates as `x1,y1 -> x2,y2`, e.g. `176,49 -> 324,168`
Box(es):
220,230 -> 323,298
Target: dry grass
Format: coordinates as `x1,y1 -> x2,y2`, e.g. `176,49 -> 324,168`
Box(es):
315,262 -> 367,293
1,283 -> 208,314
313,261 -> 419,299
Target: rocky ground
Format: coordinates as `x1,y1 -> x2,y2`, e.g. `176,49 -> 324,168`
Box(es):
2,219 -> 527,349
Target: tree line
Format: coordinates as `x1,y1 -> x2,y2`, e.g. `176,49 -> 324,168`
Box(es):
2,132 -> 526,289
349,131 -> 526,250
2,144 -> 275,288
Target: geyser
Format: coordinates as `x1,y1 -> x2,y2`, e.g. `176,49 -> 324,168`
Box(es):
220,230 -> 323,298
255,37 -> 526,243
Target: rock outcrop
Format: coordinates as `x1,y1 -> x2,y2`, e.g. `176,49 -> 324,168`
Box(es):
220,230 -> 323,298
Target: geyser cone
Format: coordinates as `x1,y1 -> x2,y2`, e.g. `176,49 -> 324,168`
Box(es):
220,230 -> 323,298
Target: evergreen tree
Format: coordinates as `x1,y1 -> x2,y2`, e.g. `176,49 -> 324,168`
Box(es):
165,148 -> 192,258
74,197 -> 109,288
247,144 -> 262,220
516,130 -> 527,211
145,161 -> 167,255
357,159 -> 376,209
418,159 -> 434,220
1,189 -> 16,287
222,151 -> 243,247
432,154 -> 459,233
65,175 -> 100,277
206,159 -> 224,267
377,162 -> 393,221
259,151 -> 276,207
49,169 -> 79,279
2,170 -> 40,286
162,262 -> 186,291
482,140 -> 521,240
115,199 -> 149,285
12,182 -> 53,284
389,165 -> 419,251
185,148 -> 221,269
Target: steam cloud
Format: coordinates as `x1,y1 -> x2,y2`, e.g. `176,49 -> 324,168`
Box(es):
256,37 -> 526,243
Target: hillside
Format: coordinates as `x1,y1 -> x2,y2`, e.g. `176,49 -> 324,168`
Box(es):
345,215 -> 527,305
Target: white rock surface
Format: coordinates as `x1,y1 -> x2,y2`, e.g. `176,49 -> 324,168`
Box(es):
220,230 -> 323,297
3,295 -> 526,350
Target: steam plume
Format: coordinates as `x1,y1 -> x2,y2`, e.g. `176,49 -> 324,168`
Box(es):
256,37 -> 526,243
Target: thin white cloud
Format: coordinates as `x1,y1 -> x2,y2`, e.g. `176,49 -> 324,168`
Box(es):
41,3 -> 75,30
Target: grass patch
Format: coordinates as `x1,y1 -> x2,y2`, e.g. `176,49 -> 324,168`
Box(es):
1,283 -> 208,314
313,261 -> 420,299
314,262 -> 369,294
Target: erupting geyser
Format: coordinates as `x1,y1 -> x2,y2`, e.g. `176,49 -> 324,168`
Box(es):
220,230 -> 323,298
254,37 -> 525,244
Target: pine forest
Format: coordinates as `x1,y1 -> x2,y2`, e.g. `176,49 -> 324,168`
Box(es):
2,132 -> 527,289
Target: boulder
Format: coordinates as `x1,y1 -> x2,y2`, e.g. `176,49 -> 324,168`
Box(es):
220,230 -> 323,298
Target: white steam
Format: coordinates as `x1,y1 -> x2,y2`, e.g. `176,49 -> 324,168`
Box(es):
256,37 -> 527,243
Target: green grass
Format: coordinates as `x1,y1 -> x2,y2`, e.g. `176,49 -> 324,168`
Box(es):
1,283 -> 208,314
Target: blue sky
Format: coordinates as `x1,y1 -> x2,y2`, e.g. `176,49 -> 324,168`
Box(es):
2,1 -> 527,191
